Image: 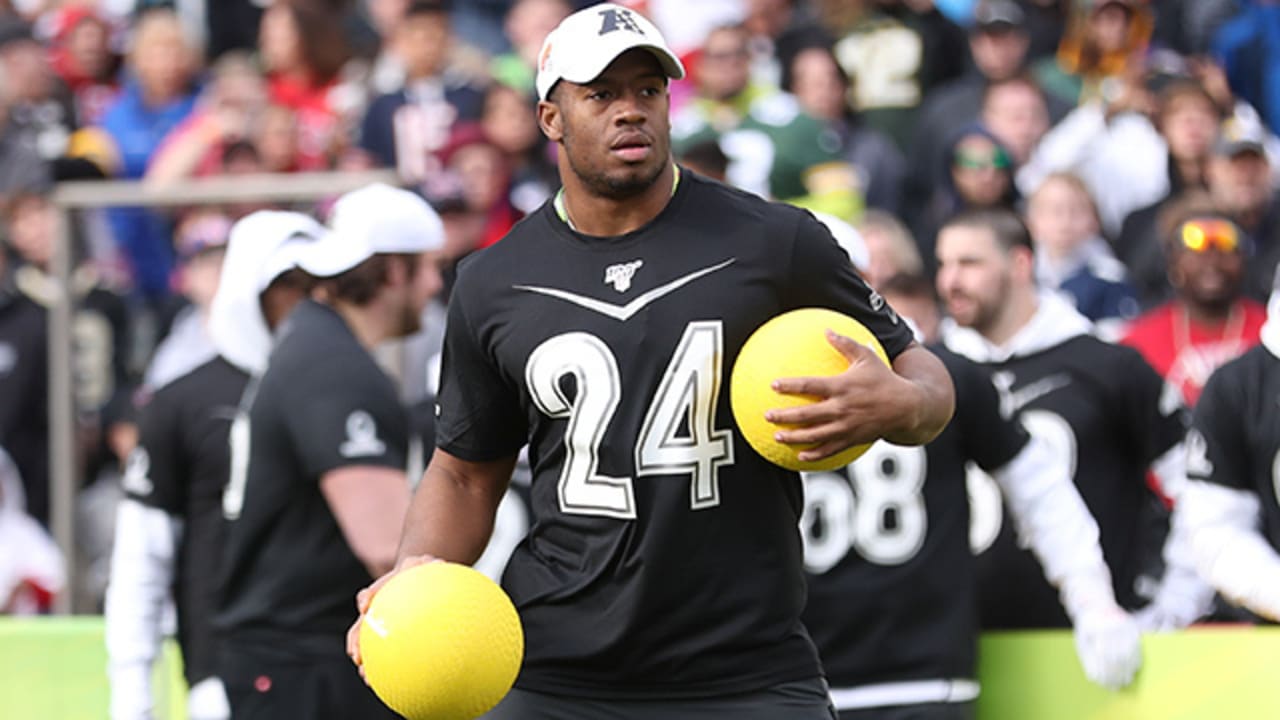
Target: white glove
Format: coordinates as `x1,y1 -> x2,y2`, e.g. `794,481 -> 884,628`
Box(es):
108,664 -> 154,720
1133,563 -> 1215,632
187,676 -> 230,720
1072,605 -> 1143,690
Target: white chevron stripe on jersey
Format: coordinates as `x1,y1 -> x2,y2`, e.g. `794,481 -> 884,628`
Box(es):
513,258 -> 735,321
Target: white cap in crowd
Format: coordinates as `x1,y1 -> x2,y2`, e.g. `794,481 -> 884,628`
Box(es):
534,2 -> 685,102
209,210 -> 327,375
299,183 -> 446,278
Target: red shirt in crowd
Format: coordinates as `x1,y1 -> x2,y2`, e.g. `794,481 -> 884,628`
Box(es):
267,73 -> 341,170
1121,299 -> 1267,406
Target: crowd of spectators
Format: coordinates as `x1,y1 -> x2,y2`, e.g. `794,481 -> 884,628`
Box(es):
1,0 -> 1279,621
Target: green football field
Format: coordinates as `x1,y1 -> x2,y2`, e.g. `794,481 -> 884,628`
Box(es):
2,618 -> 1277,719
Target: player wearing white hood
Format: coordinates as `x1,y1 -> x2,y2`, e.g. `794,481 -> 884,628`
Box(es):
1175,268 -> 1280,622
104,211 -> 324,720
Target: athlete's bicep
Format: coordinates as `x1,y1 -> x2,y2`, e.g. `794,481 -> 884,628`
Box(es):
320,465 -> 411,578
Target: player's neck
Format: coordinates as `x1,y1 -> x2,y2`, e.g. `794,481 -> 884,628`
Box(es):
333,300 -> 392,351
560,163 -> 677,237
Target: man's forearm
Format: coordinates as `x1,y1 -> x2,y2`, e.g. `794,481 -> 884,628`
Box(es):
884,344 -> 955,446
397,451 -> 516,565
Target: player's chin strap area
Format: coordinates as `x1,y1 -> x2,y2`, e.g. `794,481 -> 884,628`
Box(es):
827,679 -> 980,710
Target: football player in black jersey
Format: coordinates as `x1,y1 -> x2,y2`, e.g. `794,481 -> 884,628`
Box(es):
1176,269 -> 1280,622
804,335 -> 1141,715
935,208 -> 1214,633
805,352 -> 1139,718
216,185 -> 446,720
104,211 -> 324,720
347,5 -> 955,719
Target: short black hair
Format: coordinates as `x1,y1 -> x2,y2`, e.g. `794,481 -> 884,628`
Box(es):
942,207 -> 1033,254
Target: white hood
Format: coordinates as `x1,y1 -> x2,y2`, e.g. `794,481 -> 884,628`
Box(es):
943,291 -> 1095,363
208,211 -> 325,375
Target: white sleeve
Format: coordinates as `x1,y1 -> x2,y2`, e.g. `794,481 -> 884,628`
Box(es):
1181,479 -> 1280,622
1137,442 -> 1216,630
104,498 -> 183,720
995,433 -> 1143,690
991,433 -> 1116,618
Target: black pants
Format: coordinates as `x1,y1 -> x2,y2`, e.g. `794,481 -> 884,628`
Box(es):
482,677 -> 838,719
839,701 -> 975,720
221,644 -> 400,720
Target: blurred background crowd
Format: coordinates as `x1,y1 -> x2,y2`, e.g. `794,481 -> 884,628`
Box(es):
2,0 -> 1280,615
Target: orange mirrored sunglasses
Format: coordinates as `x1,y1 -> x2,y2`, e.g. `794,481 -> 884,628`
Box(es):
1179,218 -> 1240,253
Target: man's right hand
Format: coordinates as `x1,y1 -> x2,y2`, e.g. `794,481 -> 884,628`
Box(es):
346,553 -> 440,680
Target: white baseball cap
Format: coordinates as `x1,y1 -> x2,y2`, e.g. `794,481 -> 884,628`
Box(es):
535,2 -> 685,102
299,183 -> 446,278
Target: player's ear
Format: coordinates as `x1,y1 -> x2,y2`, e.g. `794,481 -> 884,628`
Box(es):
384,254 -> 410,289
538,99 -> 564,143
1009,245 -> 1034,282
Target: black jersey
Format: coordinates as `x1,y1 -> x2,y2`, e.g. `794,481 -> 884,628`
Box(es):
435,171 -> 914,699
0,282 -> 48,524
1188,346 -> 1280,548
802,346 -> 1027,688
966,335 -> 1185,628
124,355 -> 248,685
216,300 -> 409,652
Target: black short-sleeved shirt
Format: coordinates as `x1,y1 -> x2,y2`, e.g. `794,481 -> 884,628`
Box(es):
435,171 -> 913,699
216,300 -> 409,653
802,346 -> 1026,687
124,356 -> 248,685
967,336 -> 1186,628
1188,346 -> 1280,549
0,287 -> 48,525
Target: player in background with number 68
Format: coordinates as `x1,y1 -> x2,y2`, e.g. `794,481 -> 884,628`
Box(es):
802,309 -> 1140,719
346,4 -> 954,719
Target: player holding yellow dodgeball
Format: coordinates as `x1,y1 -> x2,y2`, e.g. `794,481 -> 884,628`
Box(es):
347,5 -> 955,719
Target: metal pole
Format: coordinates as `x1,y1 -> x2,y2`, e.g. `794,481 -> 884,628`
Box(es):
52,170 -> 400,208
49,206 -> 77,615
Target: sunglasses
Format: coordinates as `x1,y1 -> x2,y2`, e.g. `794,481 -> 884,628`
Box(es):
954,148 -> 1011,171
1178,218 -> 1241,254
